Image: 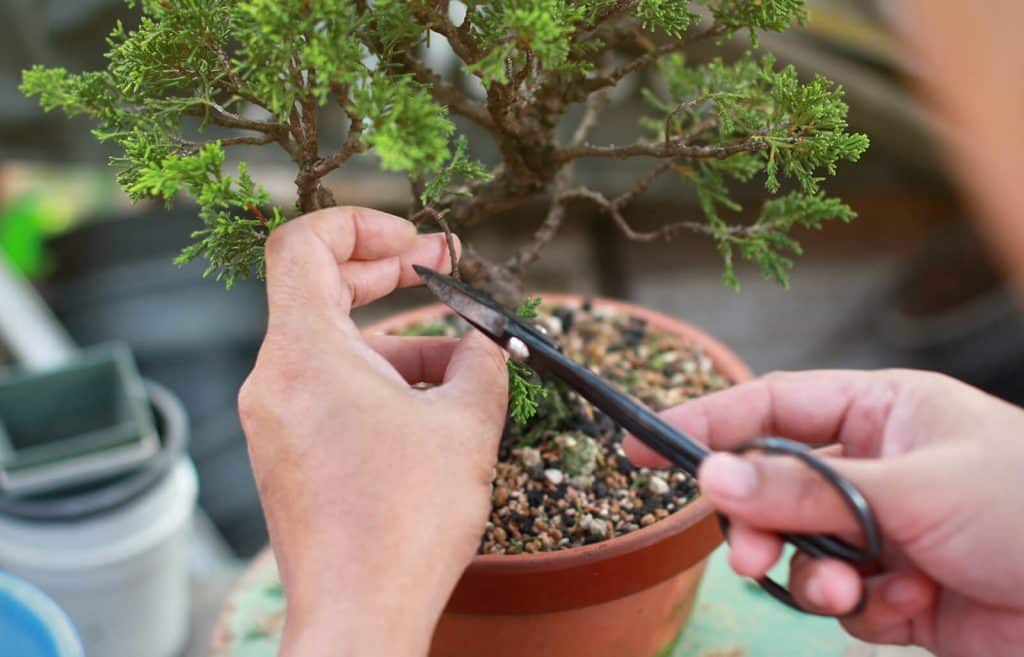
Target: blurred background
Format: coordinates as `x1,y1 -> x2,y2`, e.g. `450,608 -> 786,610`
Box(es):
1,1 -> 1018,655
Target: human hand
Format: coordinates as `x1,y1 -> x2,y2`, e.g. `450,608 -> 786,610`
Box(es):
237,207 -> 508,657
625,369 -> 1024,657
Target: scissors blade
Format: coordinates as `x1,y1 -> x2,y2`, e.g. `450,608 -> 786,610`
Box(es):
413,265 -> 509,340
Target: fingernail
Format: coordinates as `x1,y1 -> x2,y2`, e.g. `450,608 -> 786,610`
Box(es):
884,576 -> 923,608
702,453 -> 758,500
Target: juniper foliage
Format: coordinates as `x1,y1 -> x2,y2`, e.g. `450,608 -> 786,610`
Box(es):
22,0 -> 866,292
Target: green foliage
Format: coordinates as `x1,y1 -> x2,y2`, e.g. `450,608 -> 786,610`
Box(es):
508,359 -> 548,425
469,0 -> 588,84
508,296 -> 548,426
351,75 -> 454,176
646,52 -> 868,288
516,295 -> 543,320
637,0 -> 700,38
422,136 -> 493,205
235,0 -> 364,117
21,0 -> 864,295
130,142 -> 286,287
703,0 -> 809,45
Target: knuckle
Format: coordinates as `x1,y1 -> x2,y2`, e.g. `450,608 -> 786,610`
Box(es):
237,374 -> 265,432
264,219 -> 309,262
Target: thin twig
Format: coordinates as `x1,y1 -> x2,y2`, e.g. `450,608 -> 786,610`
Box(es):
582,23 -> 725,93
411,207 -> 461,278
559,186 -> 712,241
570,90 -> 610,148
186,102 -> 289,134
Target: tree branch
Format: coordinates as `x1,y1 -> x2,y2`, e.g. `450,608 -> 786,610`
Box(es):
313,113 -> 366,178
570,89 -> 610,147
424,3 -> 482,64
582,23 -> 725,93
174,133 -> 277,155
560,186 -> 711,241
556,135 -> 766,163
400,53 -> 494,131
187,101 -> 290,134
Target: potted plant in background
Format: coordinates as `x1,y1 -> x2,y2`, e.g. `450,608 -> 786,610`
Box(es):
21,1 -> 867,655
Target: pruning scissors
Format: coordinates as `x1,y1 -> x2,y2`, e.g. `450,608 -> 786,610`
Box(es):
414,265 -> 882,618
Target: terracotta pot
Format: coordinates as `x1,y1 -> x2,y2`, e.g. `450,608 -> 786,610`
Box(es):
364,295 -> 753,657
210,295 -> 752,657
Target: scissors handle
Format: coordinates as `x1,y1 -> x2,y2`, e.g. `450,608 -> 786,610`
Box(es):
521,335 -> 883,616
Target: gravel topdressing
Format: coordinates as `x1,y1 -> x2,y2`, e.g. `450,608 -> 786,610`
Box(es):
398,301 -> 732,554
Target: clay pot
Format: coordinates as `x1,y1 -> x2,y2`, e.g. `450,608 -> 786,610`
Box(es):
365,295 -> 753,657
210,295 -> 752,657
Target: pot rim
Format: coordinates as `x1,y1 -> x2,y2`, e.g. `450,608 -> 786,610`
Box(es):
363,293 -> 753,576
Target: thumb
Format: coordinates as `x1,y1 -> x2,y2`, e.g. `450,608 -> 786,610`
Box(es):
437,331 -> 509,419
697,446 -> 965,544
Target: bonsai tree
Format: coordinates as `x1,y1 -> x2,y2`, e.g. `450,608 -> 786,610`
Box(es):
21,0 -> 866,308
19,0 -> 869,563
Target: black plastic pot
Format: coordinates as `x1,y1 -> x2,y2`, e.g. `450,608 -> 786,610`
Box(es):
0,380 -> 187,521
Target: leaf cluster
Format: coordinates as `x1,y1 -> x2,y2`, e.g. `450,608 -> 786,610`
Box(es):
645,52 -> 868,287
508,296 -> 548,426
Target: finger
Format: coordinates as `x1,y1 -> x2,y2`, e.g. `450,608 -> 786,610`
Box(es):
624,370 -> 900,467
264,207 -> 416,321
434,331 -> 509,419
363,335 -> 459,385
699,445 -> 972,546
788,551 -> 863,616
337,233 -> 459,307
698,452 -> 867,536
840,571 -> 937,645
723,521 -> 784,579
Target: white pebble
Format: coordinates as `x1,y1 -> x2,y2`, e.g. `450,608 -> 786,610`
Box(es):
647,476 -> 670,496
544,468 -> 564,486
519,448 -> 543,470
588,518 -> 609,538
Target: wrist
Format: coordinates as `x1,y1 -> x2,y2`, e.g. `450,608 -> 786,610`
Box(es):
277,546 -> 460,657
280,599 -> 439,657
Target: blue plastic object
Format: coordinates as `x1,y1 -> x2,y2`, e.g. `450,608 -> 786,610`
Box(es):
0,571 -> 83,657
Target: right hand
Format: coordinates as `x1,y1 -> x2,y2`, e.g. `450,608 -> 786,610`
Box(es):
624,369 -> 1024,657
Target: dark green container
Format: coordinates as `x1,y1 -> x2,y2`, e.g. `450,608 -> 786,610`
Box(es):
0,344 -> 158,496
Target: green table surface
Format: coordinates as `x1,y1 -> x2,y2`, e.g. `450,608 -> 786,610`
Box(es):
217,545 -> 857,657
673,545 -> 850,656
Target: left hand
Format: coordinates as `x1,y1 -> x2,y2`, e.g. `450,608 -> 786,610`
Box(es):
237,207 -> 509,657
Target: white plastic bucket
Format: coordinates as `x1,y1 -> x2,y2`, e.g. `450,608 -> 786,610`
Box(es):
0,458 -> 198,657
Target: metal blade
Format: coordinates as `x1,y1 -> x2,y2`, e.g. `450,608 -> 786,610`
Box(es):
413,266 -> 508,339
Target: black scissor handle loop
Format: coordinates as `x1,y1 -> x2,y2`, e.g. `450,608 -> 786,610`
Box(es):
715,437 -> 883,618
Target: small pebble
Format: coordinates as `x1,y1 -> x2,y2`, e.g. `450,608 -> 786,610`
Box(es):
588,518 -> 609,539
544,469 -> 564,485
640,514 -> 656,527
647,476 -> 670,496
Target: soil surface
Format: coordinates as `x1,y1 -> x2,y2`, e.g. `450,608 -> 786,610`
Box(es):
399,301 -> 732,554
